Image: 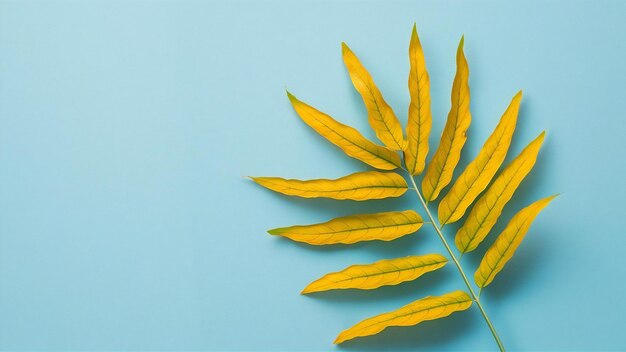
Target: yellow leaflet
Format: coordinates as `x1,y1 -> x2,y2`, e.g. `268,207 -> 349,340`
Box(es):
250,171 -> 407,201
302,254 -> 446,293
335,290 -> 472,344
286,92 -> 401,170
268,210 -> 423,245
342,43 -> 406,150
405,24 -> 432,175
438,91 -> 522,225
475,195 -> 558,288
455,132 -> 545,253
421,37 -> 471,202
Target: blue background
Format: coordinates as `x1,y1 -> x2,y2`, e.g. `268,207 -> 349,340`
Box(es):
1,0 -> 625,350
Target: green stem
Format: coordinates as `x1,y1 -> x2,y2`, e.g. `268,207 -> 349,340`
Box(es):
407,174 -> 505,352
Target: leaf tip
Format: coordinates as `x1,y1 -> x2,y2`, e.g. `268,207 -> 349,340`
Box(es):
435,254 -> 449,264
247,176 -> 265,186
410,24 -> 422,47
285,90 -> 297,103
538,130 -> 547,141
456,35 -> 467,64
510,90 -> 523,105
528,130 -> 547,148
341,42 -> 352,55
544,193 -> 560,203
333,334 -> 346,345
267,228 -> 282,236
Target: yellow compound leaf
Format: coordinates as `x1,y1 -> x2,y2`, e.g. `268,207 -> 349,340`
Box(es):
286,92 -> 401,170
268,210 -> 423,245
405,24 -> 432,175
342,43 -> 406,150
421,37 -> 471,202
438,91 -> 522,225
302,254 -> 446,293
250,171 -> 407,201
475,195 -> 558,288
334,290 -> 472,344
455,132 -> 546,253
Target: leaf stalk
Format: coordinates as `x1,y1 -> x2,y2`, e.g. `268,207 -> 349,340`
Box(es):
407,174 -> 505,352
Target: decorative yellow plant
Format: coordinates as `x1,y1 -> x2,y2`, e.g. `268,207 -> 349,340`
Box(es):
250,25 -> 557,351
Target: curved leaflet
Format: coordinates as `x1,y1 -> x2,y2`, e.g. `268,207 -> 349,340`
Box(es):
250,171 -> 407,201
342,43 -> 406,150
405,24 -> 432,175
335,291 -> 472,344
268,210 -> 422,245
287,92 -> 401,170
421,38 -> 471,202
302,254 -> 447,293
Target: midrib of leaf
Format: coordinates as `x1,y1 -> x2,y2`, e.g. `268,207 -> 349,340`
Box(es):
407,173 -> 506,352
258,179 -> 404,193
285,219 -> 420,236
407,64 -> 426,173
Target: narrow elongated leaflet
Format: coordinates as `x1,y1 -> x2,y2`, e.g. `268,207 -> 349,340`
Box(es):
302,254 -> 447,293
455,132 -> 546,253
421,37 -> 471,202
342,43 -> 406,150
287,92 -> 401,170
405,24 -> 432,175
250,171 -> 407,201
438,91 -> 522,224
335,291 -> 472,344
268,210 -> 423,245
475,195 -> 558,288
